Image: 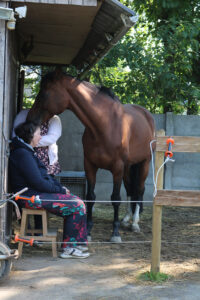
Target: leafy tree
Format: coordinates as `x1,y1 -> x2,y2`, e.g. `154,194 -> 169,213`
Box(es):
21,66 -> 41,108
89,0 -> 200,114
21,65 -> 78,108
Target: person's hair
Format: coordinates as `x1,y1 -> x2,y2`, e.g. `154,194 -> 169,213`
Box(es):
15,121 -> 39,144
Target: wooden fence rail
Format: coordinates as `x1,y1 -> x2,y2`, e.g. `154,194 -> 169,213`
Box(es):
151,130 -> 200,273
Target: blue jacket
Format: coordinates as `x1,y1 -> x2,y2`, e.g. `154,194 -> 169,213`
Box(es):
9,137 -> 66,196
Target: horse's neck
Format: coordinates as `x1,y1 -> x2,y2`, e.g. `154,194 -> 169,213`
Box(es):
67,79 -> 118,135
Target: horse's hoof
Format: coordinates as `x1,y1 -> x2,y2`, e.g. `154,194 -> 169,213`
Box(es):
121,221 -> 130,229
132,224 -> 140,233
110,236 -> 122,243
87,235 -> 92,242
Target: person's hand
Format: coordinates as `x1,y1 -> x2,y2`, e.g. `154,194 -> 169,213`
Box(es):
63,186 -> 70,195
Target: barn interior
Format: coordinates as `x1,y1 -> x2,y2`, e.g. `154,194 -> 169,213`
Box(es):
0,0 -> 136,240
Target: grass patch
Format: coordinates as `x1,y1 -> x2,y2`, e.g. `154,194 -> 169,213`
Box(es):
138,271 -> 171,283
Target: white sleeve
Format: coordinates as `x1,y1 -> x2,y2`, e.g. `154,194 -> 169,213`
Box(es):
36,115 -> 62,147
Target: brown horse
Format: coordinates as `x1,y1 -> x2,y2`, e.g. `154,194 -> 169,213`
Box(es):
28,70 -> 156,242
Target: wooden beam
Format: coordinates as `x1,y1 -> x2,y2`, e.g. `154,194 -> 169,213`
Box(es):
151,129 -> 165,273
154,129 -> 165,192
154,189 -> 200,207
156,136 -> 200,153
4,0 -> 97,6
151,205 -> 162,273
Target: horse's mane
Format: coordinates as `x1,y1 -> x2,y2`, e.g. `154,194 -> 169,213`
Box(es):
40,70 -> 73,88
99,86 -> 120,102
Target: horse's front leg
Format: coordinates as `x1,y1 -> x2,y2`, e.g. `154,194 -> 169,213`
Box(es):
86,181 -> 96,241
85,158 -> 97,241
110,166 -> 123,243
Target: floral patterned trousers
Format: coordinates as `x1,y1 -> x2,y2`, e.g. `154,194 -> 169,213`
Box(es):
18,193 -> 87,248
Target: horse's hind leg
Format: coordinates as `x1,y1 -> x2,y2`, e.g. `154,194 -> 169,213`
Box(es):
121,197 -> 132,228
132,203 -> 141,233
85,158 -> 97,241
130,160 -> 150,233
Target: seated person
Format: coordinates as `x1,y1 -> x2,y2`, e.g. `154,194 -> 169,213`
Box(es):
12,109 -> 62,230
12,108 -> 62,176
9,121 -> 90,259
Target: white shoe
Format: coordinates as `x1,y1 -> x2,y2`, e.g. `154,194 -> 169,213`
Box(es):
76,245 -> 88,252
60,247 -> 90,259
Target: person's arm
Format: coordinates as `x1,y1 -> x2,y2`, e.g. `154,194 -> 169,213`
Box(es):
52,177 -> 70,194
36,115 -> 62,147
15,149 -> 65,194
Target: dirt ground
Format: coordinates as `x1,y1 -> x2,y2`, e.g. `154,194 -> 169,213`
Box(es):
1,203 -> 200,299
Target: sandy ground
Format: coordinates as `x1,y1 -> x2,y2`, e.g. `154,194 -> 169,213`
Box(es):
1,204 -> 200,299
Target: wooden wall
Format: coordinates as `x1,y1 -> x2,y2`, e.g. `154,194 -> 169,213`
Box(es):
0,1 -> 19,242
7,0 -> 97,5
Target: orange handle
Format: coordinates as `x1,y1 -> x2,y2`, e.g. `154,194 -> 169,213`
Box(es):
14,235 -> 34,246
166,138 -> 174,145
165,150 -> 173,158
15,195 -> 35,203
165,137 -> 174,158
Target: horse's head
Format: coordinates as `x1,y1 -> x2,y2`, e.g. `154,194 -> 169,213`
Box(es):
27,70 -> 71,124
27,93 -> 53,125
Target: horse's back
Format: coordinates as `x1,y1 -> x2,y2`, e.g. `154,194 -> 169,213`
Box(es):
124,103 -> 155,136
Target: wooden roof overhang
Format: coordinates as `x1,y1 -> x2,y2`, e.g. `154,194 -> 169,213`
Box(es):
7,0 -> 136,77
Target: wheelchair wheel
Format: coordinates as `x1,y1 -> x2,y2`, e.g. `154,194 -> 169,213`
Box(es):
0,242 -> 12,282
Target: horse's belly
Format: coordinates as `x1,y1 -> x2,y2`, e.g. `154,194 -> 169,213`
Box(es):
128,139 -> 152,163
87,151 -> 115,170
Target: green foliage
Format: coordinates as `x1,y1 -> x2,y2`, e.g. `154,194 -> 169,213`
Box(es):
22,65 -> 79,108
138,271 -> 171,282
89,0 -> 200,114
21,66 -> 41,108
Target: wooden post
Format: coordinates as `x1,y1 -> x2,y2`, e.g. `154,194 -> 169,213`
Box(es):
151,129 -> 165,273
151,205 -> 162,273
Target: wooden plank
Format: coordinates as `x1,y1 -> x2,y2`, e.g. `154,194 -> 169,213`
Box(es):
151,205 -> 162,273
4,0 -> 97,5
155,130 -> 165,191
151,130 -> 165,273
0,2 -> 7,242
157,189 -> 200,197
156,136 -> 200,153
154,189 -> 200,207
